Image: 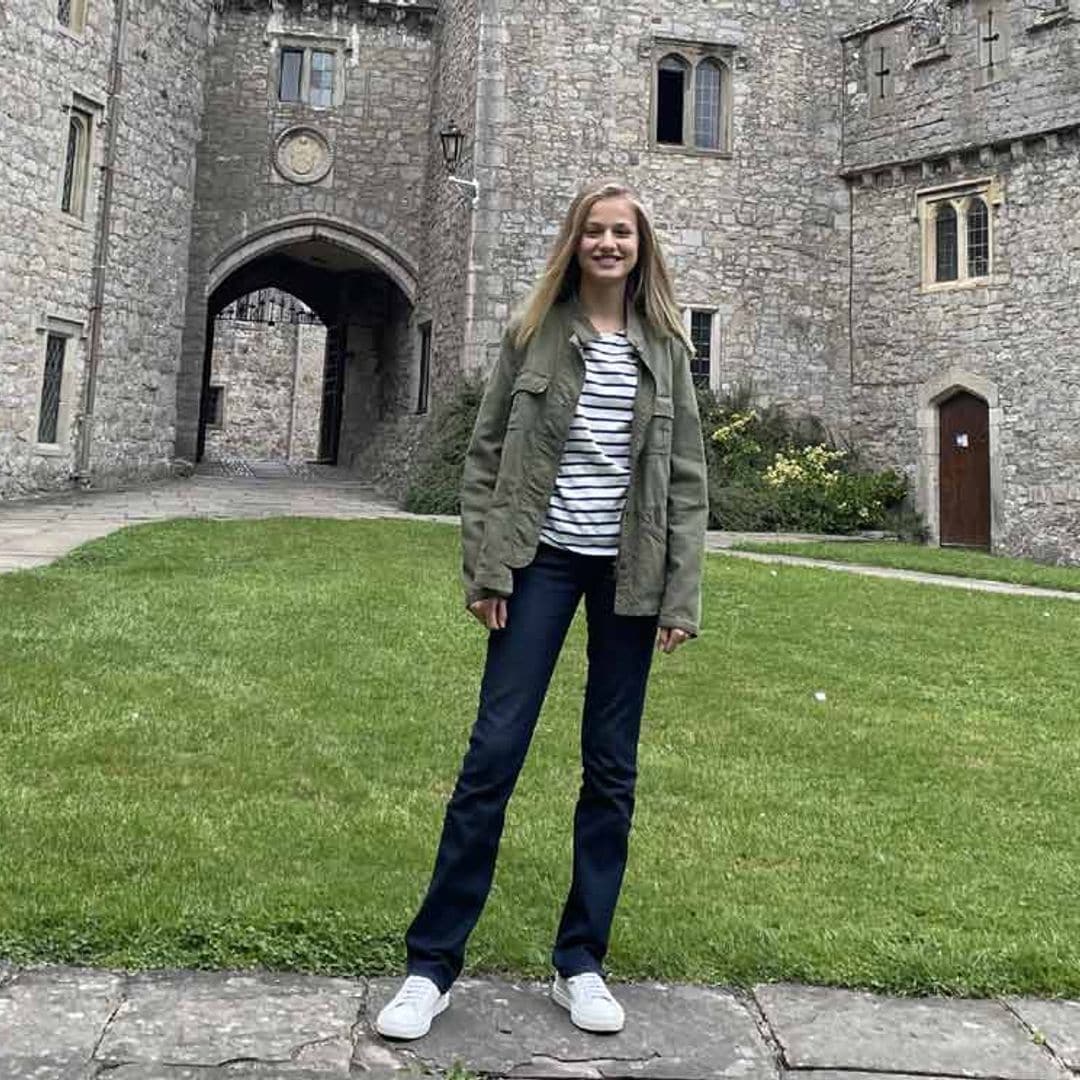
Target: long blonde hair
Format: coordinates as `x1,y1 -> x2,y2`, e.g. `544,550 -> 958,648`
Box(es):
512,180 -> 693,352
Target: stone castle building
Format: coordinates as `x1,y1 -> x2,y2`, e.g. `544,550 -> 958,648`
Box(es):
1,0 -> 1077,561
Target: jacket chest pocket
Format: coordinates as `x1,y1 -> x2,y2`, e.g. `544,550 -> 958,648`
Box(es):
506,370 -> 550,431
644,395 -> 674,454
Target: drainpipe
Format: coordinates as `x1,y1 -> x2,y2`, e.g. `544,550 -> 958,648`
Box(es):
74,0 -> 127,481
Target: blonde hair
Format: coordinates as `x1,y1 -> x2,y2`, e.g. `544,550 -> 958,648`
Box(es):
512,180 -> 693,352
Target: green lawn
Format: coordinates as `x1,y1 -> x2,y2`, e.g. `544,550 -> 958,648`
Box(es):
731,540 -> 1080,593
1,518 -> 1079,996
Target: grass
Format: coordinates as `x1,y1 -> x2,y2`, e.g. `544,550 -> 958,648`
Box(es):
731,540 -> 1080,594
1,517 -> 1079,996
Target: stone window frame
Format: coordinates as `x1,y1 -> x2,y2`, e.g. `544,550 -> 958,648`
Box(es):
916,177 -> 1002,292
650,39 -> 734,157
865,29 -> 897,117
57,0 -> 88,37
59,98 -> 97,222
681,305 -> 721,391
271,37 -> 346,110
974,0 -> 1011,87
32,315 -> 85,457
416,320 -> 432,415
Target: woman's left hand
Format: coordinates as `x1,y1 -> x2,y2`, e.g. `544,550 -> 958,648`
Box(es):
656,627 -> 690,654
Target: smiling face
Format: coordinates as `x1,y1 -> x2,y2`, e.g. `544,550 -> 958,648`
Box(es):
576,196 -> 640,290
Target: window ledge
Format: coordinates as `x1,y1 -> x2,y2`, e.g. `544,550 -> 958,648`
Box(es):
33,443 -> 67,457
56,210 -> 90,231
911,44 -> 950,67
651,143 -> 732,160
921,275 -> 995,294
56,23 -> 87,44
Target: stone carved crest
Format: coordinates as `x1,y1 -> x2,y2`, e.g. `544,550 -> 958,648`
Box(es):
274,126 -> 332,185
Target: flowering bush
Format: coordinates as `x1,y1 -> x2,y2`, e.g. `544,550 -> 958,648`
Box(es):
699,383 -> 915,535
711,411 -> 762,460
763,445 -> 847,489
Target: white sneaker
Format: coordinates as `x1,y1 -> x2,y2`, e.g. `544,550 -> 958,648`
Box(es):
551,971 -> 625,1033
375,975 -> 450,1040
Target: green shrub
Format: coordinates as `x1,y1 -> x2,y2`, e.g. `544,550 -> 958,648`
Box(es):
403,376 -> 485,515
699,382 -> 917,535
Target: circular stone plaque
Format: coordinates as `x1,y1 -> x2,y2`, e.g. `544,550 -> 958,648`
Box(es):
274,126 -> 333,185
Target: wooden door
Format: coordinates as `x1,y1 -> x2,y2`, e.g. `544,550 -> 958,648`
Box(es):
939,391 -> 990,548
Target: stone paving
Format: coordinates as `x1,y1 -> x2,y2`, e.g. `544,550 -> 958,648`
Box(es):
1,966 -> 1079,1079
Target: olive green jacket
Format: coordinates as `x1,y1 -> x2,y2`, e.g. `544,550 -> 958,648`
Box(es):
461,301 -> 708,636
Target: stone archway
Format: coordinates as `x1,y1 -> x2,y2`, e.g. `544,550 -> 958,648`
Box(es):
205,216 -> 418,305
916,369 -> 1003,549
177,217 -> 419,469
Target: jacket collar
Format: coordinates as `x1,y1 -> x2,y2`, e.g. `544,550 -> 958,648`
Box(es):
566,300 -> 656,380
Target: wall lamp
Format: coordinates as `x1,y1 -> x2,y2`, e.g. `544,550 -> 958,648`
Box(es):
439,121 -> 480,208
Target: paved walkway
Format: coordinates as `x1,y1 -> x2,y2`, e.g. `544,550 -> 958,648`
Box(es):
3,474 -> 1079,1077
1,964 -> 1079,1078
0,472 -> 1077,602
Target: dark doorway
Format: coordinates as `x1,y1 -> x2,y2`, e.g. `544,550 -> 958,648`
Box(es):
939,390 -> 990,548
318,323 -> 345,464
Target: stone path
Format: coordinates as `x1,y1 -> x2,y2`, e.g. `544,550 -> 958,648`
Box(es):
0,472 -> 453,574
0,473 -> 1076,603
1,965 -> 1078,1079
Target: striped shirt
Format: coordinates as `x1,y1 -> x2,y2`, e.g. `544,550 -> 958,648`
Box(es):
539,332 -> 638,557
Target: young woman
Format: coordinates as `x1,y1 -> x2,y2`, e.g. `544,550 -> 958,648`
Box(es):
377,180 -> 708,1040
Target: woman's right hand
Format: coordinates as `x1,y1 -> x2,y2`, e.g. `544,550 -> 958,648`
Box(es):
469,597 -> 508,631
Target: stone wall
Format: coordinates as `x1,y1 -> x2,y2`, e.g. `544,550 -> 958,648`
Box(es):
0,0 -> 213,499
346,0 -> 480,496
203,316 -> 324,462
844,0 -> 1080,564
175,0 -> 435,464
849,133 -> 1080,563
460,0 -> 888,432
844,0 -> 1080,171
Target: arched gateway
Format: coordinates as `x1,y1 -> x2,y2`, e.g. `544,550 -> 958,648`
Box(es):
177,217 -> 419,469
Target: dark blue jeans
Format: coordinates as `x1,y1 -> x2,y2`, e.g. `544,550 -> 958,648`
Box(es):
405,543 -> 658,993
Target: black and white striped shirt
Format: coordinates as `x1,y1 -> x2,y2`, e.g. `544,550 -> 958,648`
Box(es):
540,332 -> 638,557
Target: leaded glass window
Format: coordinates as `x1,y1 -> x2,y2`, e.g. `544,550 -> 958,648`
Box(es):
38,335 -> 66,444
657,55 -> 689,145
60,109 -> 91,218
935,203 -> 959,283
690,310 -> 712,384
279,48 -> 303,102
57,0 -> 86,31
309,51 -> 335,108
967,197 -> 990,278
694,59 -> 722,150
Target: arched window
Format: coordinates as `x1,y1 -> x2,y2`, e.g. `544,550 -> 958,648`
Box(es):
934,203 -> 959,283
694,59 -> 724,150
657,54 -> 689,145
967,197 -> 990,278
